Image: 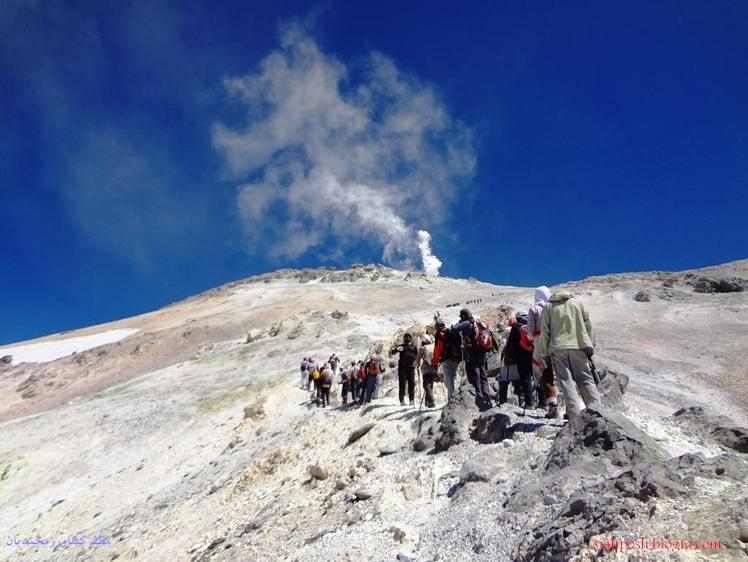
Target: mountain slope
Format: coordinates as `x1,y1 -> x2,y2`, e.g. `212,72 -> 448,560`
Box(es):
1,262 -> 746,561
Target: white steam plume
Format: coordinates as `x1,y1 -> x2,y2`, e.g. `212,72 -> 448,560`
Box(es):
213,24 -> 475,274
417,230 -> 442,276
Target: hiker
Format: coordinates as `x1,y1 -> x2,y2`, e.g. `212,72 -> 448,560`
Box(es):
506,312 -> 535,409
300,357 -> 309,388
340,365 -> 351,405
329,353 -> 340,377
433,319 -> 461,402
535,291 -> 602,420
415,334 -> 437,408
346,361 -> 358,404
498,316 -> 523,405
449,308 -> 493,411
319,366 -> 333,407
528,286 -> 559,418
363,355 -> 386,404
311,365 -> 321,404
358,360 -> 368,405
498,338 -> 519,405
390,333 -> 418,406
307,357 -> 317,390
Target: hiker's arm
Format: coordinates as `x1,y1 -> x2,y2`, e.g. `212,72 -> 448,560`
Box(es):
536,308 -> 550,359
527,308 -> 539,338
583,305 -> 594,346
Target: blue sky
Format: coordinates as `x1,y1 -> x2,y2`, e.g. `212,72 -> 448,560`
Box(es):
1,1 -> 746,344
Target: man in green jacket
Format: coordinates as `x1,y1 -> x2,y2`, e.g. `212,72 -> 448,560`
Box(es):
535,291 -> 601,420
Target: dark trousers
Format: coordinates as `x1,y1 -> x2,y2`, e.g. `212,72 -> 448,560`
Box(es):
498,380 -> 521,404
319,387 -> 330,407
350,379 -> 358,400
364,376 -> 377,403
398,365 -> 416,403
341,382 -> 350,404
520,375 -> 534,407
422,371 -> 437,407
466,355 -> 493,411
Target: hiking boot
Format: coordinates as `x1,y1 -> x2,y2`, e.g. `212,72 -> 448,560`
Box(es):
400,400 -> 406,406
545,404 -> 559,419
409,399 -> 415,406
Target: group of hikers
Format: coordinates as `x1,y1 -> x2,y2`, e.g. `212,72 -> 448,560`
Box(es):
300,353 -> 389,408
299,286 -> 602,422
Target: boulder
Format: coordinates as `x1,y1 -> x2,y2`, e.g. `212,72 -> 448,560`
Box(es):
412,437 -> 432,452
347,423 -> 376,446
244,329 -> 263,344
460,448 -> 508,483
308,463 -> 329,480
243,400 -> 265,420
411,417 -> 438,452
634,290 -> 651,302
545,409 -> 668,471
470,412 -> 512,444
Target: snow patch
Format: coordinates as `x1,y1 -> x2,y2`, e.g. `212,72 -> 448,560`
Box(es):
0,328 -> 139,366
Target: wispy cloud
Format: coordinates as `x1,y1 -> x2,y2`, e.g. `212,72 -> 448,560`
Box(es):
213,24 -> 475,274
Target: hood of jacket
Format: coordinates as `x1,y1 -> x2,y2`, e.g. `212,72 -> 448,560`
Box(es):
550,290 -> 573,303
534,286 -> 551,305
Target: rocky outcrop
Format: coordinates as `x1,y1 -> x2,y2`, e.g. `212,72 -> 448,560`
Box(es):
545,409 -> 668,471
347,423 -> 376,446
672,406 -> 748,453
434,378 -> 481,452
514,406 -> 748,562
594,365 -> 629,407
329,310 -> 349,320
689,276 -> 745,293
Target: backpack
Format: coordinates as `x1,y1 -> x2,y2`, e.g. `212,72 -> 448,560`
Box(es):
489,329 -> 501,353
472,319 -> 493,352
519,327 -> 534,353
366,360 -> 381,376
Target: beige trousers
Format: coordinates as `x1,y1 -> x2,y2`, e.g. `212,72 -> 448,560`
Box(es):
550,349 -> 601,419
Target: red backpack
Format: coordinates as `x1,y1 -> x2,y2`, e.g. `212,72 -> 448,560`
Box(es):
472,319 -> 493,351
519,326 -> 534,353
366,360 -> 381,376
